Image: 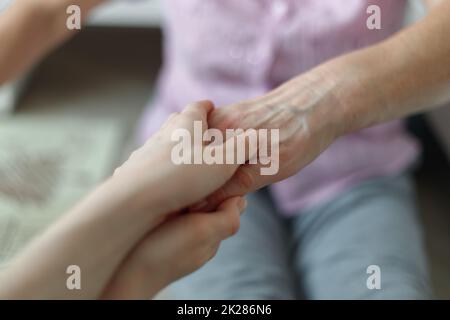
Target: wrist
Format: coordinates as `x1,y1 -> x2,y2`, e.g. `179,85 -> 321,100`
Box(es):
318,45 -> 390,136
103,170 -> 173,223
63,175 -> 168,250
281,64 -> 349,141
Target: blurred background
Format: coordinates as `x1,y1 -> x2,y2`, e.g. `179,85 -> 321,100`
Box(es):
0,0 -> 449,298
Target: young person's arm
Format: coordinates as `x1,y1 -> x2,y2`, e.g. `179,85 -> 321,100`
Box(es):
0,0 -> 106,84
0,101 -> 247,299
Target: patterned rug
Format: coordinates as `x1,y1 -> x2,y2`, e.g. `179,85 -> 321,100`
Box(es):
0,116 -> 123,265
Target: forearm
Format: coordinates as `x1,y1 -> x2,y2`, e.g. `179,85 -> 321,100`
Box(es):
0,0 -> 106,84
0,177 -> 167,299
319,1 -> 450,135
101,253 -> 164,300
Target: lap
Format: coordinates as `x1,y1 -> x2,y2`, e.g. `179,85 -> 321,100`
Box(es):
169,190 -> 297,299
290,174 -> 431,299
169,174 -> 431,299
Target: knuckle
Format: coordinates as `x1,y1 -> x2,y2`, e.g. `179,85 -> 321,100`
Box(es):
185,103 -> 202,115
113,167 -> 121,176
185,102 -> 198,109
183,108 -> 197,118
129,150 -> 139,160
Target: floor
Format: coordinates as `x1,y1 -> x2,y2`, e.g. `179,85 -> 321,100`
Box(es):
3,27 -> 450,299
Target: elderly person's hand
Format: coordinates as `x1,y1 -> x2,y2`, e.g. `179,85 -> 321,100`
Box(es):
201,0 -> 450,208
203,67 -> 344,209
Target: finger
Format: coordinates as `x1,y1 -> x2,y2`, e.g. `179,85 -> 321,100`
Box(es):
182,100 -> 214,124
202,196 -> 246,239
137,196 -> 243,255
188,130 -> 258,212
124,216 -> 210,286
133,197 -> 244,275
177,101 -> 215,140
133,213 -> 211,268
188,131 -> 260,212
188,132 -> 257,212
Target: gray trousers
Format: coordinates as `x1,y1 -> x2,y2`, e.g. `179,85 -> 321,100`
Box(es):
170,174 -> 431,299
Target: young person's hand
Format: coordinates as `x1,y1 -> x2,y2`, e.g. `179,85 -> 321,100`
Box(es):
98,100 -> 254,298
111,100 -> 252,221
0,101 -> 251,299
102,196 -> 246,299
